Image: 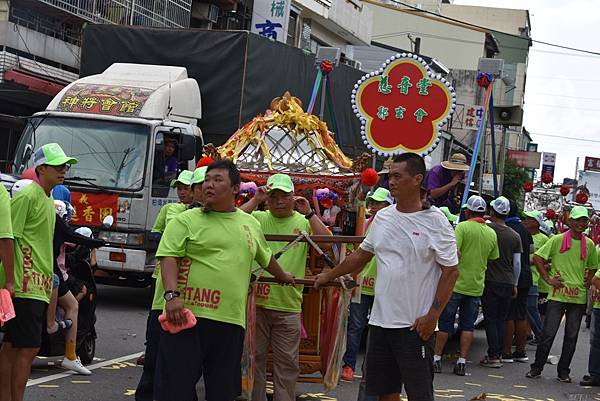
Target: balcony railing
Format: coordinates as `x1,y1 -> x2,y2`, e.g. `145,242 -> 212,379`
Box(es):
36,0 -> 192,28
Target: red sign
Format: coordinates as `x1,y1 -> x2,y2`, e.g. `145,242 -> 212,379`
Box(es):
507,150 -> 541,169
352,54 -> 455,156
585,157 -> 600,172
70,192 -> 119,227
57,84 -> 153,117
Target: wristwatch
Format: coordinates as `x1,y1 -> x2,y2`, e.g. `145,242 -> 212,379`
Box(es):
305,210 -> 316,220
163,290 -> 181,302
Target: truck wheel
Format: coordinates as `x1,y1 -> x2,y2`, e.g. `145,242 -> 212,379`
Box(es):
78,335 -> 96,365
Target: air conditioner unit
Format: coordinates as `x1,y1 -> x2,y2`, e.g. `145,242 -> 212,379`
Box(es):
344,59 -> 362,70
192,3 -> 220,24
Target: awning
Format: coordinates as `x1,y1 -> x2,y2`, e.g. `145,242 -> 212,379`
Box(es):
3,69 -> 65,97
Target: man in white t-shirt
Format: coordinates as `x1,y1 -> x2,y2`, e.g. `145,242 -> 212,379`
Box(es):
315,153 -> 459,401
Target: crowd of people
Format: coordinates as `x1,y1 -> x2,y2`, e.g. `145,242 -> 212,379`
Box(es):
2,145 -> 600,401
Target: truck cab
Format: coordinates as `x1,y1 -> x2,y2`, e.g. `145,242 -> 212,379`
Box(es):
11,63 -> 203,287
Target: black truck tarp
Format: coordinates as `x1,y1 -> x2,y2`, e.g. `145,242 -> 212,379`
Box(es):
80,25 -> 367,157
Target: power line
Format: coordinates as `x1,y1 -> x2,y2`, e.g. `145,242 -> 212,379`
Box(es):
530,132 -> 600,144
526,75 -> 600,83
527,92 -> 600,101
526,103 -> 600,112
380,0 -> 600,56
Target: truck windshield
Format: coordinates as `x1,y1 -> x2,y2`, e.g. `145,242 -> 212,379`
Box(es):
14,116 -> 150,191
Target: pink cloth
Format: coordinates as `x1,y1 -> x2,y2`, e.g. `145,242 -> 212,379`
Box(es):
560,230 -> 587,260
0,289 -> 15,327
158,308 -> 197,334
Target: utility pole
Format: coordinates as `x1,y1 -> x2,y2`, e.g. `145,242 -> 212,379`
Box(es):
574,157 -> 580,180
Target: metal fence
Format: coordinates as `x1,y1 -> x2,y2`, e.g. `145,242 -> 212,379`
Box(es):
36,0 -> 192,28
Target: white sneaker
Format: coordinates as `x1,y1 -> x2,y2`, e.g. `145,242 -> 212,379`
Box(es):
61,357 -> 92,375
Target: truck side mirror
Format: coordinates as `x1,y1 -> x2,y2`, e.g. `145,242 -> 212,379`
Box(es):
102,215 -> 114,228
179,135 -> 196,161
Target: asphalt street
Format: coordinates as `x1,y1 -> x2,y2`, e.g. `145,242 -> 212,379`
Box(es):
22,285 -> 600,401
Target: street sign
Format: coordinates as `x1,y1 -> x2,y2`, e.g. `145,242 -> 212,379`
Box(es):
584,156 -> 600,172
482,174 -> 501,192
251,0 -> 291,43
542,152 -> 556,177
507,150 -> 541,169
578,170 -> 600,207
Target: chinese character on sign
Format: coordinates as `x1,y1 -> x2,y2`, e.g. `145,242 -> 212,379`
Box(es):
378,76 -> 392,95
271,0 -> 285,17
416,78 -> 432,95
83,206 -> 95,223
466,107 -> 475,117
80,97 -> 99,109
99,207 -> 113,221
119,100 -> 139,114
100,98 -> 119,112
79,194 -> 89,205
414,108 -> 428,123
397,76 -> 412,95
255,20 -> 283,40
61,96 -> 79,109
377,106 -> 389,120
395,106 -> 406,119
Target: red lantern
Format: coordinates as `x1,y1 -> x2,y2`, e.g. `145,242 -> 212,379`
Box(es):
560,184 -> 570,197
196,156 -> 215,168
545,208 -> 556,220
576,191 -> 589,205
360,168 -> 379,187
320,60 -> 333,74
523,181 -> 534,193
541,172 -> 553,185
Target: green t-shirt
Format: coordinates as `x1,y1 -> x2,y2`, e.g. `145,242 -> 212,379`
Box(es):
530,232 -> 549,289
0,185 -> 12,239
151,203 -> 190,310
453,220 -> 500,297
0,183 -> 55,303
535,233 -> 598,304
593,267 -> 600,309
151,202 -> 187,235
156,208 -> 272,328
359,258 -> 377,296
252,210 -> 311,313
359,224 -> 377,296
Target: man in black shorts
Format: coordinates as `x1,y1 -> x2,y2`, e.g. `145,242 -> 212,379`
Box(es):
502,201 -> 533,363
0,143 -> 77,401
316,153 -> 459,401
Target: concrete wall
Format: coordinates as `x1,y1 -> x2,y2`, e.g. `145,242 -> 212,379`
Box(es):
0,21 -> 80,69
293,0 -> 373,46
0,1 -> 7,22
441,4 -> 529,36
367,1 -> 486,71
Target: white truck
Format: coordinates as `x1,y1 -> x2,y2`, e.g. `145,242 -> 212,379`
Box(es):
11,63 -> 202,287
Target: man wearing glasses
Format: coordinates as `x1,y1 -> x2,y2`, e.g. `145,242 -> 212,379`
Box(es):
0,143 -> 77,401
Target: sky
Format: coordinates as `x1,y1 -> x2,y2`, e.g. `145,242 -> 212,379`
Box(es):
454,0 -> 600,182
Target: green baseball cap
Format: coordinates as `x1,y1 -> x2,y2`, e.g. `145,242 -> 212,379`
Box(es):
170,170 -> 193,187
266,173 -> 294,193
570,205 -> 589,220
439,206 -> 458,223
33,143 -> 77,167
191,167 -> 207,185
366,187 -> 393,204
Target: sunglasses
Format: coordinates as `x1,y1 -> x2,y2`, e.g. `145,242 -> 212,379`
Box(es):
49,164 -> 70,172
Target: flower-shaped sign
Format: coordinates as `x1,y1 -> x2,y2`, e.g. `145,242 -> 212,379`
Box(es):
351,53 -> 456,156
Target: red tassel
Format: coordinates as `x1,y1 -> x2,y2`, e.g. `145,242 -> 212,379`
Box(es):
361,168 -> 379,187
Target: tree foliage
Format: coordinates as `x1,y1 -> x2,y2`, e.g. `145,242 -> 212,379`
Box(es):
502,159 -> 530,204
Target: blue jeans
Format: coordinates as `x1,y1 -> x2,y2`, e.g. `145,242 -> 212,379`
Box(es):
481,281 -> 513,358
343,294 -> 374,370
527,286 -> 543,339
589,308 -> 600,378
438,292 -> 480,333
527,285 -> 544,340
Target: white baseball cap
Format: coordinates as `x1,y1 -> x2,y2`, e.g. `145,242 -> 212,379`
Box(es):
465,195 -> 487,213
491,196 -> 510,215
74,227 -> 93,238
